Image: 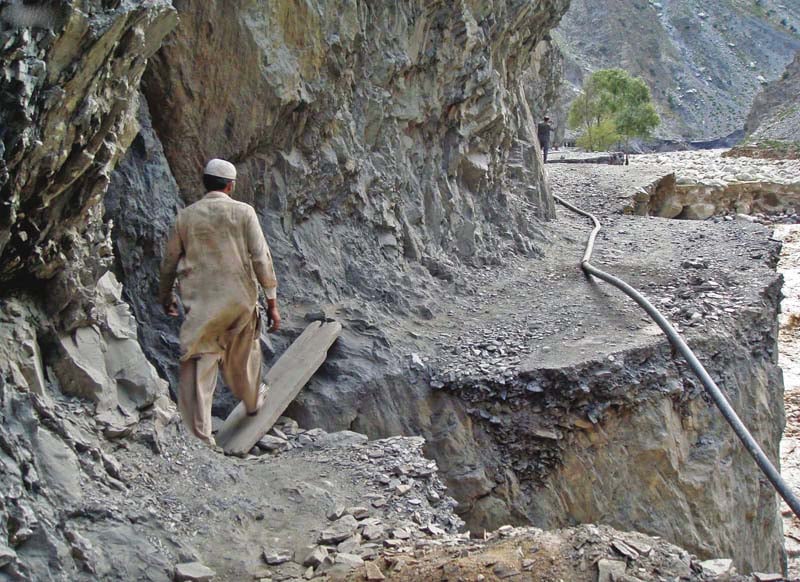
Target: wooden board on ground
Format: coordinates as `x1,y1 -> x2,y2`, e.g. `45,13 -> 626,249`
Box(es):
216,320 -> 342,455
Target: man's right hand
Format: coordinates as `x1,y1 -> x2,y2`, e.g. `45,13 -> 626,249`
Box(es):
266,299 -> 281,332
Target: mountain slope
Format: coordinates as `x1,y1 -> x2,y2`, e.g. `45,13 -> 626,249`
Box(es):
555,0 -> 800,141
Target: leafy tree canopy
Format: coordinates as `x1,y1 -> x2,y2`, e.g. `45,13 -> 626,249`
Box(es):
568,68 -> 660,152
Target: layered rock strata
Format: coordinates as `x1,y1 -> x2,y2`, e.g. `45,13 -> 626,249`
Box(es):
0,0 -> 176,328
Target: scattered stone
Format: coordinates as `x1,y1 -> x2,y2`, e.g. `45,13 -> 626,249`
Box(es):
753,573 -> 783,582
612,539 -> 640,560
346,506 -> 370,520
371,497 -> 387,508
335,553 -> 364,569
314,431 -> 369,448
392,528 -> 411,540
320,515 -> 359,544
174,562 -> 216,582
337,534 -> 363,554
395,484 -> 412,496
422,523 -> 445,536
624,539 -> 652,556
361,524 -> 385,541
262,547 -> 293,565
597,558 -> 627,582
697,558 -> 735,580
256,435 -> 289,452
300,545 -> 329,568
327,504 -> 346,521
364,561 -> 386,581
492,563 -> 519,579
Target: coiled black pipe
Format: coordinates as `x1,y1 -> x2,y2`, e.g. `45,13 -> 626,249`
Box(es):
553,193 -> 800,519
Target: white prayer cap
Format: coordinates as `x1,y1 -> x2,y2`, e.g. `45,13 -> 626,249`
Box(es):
203,158 -> 237,180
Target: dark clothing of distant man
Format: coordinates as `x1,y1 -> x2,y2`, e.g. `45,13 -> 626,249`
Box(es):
537,117 -> 554,163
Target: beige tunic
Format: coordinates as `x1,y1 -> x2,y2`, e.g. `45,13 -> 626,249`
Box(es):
159,191 -> 278,359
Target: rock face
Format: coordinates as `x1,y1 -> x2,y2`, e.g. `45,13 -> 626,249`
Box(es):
745,51 -> 800,142
730,50 -> 800,159
555,0 -> 800,141
109,0 -> 569,402
0,0 -> 176,328
105,97 -> 183,386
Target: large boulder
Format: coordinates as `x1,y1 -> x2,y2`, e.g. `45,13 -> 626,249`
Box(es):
53,272 -> 169,423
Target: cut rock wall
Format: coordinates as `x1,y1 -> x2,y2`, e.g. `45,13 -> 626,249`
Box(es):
140,0 -> 561,302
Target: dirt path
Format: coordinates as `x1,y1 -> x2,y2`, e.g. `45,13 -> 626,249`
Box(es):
775,224 -> 800,578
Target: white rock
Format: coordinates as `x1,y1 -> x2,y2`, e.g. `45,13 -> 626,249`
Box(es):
698,558 -> 735,580
175,562 -> 216,582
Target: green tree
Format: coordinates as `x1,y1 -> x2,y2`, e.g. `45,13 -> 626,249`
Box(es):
568,68 -> 660,153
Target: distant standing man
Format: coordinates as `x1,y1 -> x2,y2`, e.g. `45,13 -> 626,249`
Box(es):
159,159 -> 280,446
537,116 -> 554,163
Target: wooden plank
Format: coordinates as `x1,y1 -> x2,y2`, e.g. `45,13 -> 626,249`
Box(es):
216,320 -> 342,455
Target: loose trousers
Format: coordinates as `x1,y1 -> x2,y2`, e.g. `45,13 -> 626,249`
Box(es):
178,313 -> 262,443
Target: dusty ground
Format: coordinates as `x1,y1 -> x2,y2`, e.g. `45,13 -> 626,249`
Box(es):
420,158 -> 778,385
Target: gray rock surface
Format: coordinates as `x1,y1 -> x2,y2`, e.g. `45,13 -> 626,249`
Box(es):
53,272 -> 169,423
738,49 -> 800,154
746,50 -> 800,140
0,1 -> 794,580
0,295 -> 176,580
105,96 -> 184,389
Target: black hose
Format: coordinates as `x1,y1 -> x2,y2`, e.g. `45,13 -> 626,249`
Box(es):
553,193 -> 800,519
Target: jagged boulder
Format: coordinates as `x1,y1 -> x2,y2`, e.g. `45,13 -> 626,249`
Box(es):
53,272 -> 170,432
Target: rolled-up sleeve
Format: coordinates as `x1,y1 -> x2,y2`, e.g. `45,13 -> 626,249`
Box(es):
159,216 -> 184,305
245,207 -> 278,299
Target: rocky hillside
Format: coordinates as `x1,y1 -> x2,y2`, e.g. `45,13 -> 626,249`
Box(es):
555,0 -> 800,142
733,50 -> 800,157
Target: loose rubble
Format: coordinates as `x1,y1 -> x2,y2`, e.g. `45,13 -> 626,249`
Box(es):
623,149 -> 800,221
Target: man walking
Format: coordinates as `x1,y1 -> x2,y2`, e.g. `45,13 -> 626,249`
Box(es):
159,158 -> 280,446
537,116 -> 554,163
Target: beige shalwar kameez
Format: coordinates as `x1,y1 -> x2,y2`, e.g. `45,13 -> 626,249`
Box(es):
159,191 -> 278,443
